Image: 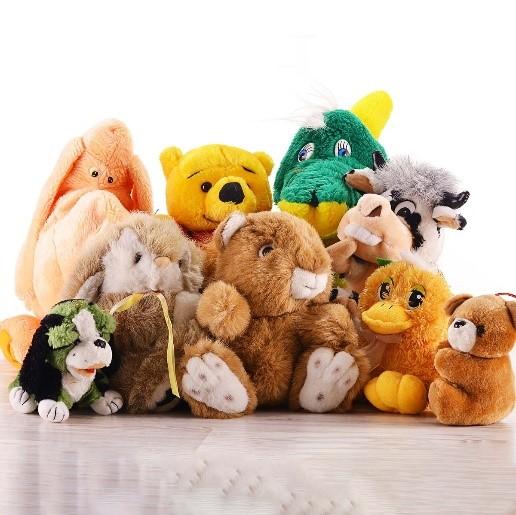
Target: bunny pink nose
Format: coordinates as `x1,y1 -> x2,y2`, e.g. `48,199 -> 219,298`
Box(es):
155,256 -> 171,268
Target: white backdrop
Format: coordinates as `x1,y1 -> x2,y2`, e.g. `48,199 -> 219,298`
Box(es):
0,0 -> 515,324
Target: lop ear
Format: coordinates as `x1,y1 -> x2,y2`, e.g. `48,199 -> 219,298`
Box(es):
350,91 -> 393,139
160,147 -> 183,179
444,294 -> 473,316
214,212 -> 248,250
127,155 -> 153,212
505,301 -> 516,329
75,272 -> 105,303
254,152 -> 274,176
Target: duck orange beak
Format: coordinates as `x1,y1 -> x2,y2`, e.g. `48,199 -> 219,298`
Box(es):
362,301 -> 412,335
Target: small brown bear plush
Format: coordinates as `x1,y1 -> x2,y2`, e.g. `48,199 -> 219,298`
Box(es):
429,294 -> 516,425
178,211 -> 370,418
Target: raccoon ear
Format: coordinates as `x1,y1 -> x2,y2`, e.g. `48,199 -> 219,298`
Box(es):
444,294 -> 473,316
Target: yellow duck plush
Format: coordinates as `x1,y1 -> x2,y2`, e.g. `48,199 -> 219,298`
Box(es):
358,261 -> 451,414
160,144 -> 273,244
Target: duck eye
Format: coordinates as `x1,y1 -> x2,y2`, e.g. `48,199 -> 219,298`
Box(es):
134,252 -> 142,264
378,281 -> 391,300
408,288 -> 425,309
108,176 -> 114,184
90,168 -> 99,178
334,139 -> 351,157
201,182 -> 212,192
297,143 -> 314,162
258,244 -> 274,257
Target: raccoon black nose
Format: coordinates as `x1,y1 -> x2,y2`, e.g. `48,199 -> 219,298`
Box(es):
453,320 -> 466,328
219,182 -> 244,204
94,339 -> 106,348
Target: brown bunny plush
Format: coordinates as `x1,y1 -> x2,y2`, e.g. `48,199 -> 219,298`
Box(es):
62,213 -> 203,413
429,294 -> 516,425
178,211 -> 370,419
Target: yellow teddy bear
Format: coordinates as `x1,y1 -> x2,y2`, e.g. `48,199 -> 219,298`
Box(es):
160,144 -> 273,244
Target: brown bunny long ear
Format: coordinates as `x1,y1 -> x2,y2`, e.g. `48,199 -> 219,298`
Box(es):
213,212 -> 248,251
127,155 -> 153,212
444,293 -> 473,316
16,137 -> 85,314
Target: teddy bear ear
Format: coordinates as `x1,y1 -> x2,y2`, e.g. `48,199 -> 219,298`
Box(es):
254,152 -> 274,176
506,301 -> 516,329
444,293 -> 473,316
214,212 -> 248,250
160,147 -> 183,179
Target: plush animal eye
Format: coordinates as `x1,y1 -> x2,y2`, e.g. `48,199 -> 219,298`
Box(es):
408,288 -> 425,309
108,176 -> 114,184
378,281 -> 391,300
298,143 -> 314,162
134,252 -> 142,264
394,200 -> 416,218
258,244 -> 274,257
334,139 -> 351,157
201,182 -> 212,192
476,324 -> 485,337
90,168 -> 99,178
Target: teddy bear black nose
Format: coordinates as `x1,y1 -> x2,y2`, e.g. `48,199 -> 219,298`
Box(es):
94,339 -> 106,348
454,320 -> 466,328
219,182 -> 245,204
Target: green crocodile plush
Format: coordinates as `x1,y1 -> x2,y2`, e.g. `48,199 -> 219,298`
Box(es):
273,91 -> 392,242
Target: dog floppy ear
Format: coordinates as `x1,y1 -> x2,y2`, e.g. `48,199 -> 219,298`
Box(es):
16,137 -> 85,314
214,212 -> 248,251
19,314 -> 65,401
444,294 -> 473,316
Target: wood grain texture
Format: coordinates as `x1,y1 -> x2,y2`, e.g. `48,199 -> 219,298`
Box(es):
0,360 -> 514,514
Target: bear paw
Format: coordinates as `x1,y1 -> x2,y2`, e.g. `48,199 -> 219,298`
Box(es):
37,400 -> 70,423
364,371 -> 427,414
9,386 -> 37,414
299,347 -> 359,413
182,352 -> 249,414
91,390 -> 124,415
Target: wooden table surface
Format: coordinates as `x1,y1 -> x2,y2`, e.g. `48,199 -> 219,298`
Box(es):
0,360 -> 514,515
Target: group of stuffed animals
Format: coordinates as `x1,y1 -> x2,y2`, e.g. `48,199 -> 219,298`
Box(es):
2,91 -> 515,426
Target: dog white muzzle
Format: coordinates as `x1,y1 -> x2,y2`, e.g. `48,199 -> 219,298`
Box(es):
291,268 -> 328,300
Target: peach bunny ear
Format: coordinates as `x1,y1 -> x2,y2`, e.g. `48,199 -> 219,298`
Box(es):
15,137 -> 85,314
444,293 -> 473,316
127,155 -> 153,212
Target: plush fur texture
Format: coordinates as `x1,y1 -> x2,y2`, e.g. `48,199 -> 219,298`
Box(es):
346,156 -> 470,265
61,214 -> 204,413
273,91 -> 392,241
160,144 -> 273,242
180,211 -> 370,418
1,120 -> 153,368
429,294 -> 516,425
326,194 -> 412,294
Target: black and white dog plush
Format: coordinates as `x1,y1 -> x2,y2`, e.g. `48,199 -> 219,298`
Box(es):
346,156 -> 470,266
9,300 -> 123,423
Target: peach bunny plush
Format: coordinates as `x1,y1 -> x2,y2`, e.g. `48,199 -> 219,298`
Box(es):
179,211 -> 370,419
326,194 -> 412,297
429,294 -> 516,425
0,120 -> 153,367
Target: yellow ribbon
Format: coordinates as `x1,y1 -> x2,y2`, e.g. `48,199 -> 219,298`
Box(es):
110,292 -> 180,398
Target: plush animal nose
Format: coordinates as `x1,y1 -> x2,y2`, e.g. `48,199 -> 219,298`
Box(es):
454,320 -> 467,328
155,256 -> 171,268
309,190 -> 319,208
219,182 -> 245,204
367,205 -> 382,217
94,339 -> 106,348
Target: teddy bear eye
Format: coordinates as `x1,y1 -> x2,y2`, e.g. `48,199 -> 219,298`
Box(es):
134,252 -> 142,264
476,324 -> 485,337
108,176 -> 114,184
258,244 -> 274,257
90,168 -> 99,178
201,182 -> 212,192
408,288 -> 425,309
298,143 -> 314,162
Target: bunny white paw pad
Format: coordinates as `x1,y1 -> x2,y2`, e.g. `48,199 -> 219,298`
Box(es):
299,347 -> 359,413
9,387 -> 37,414
91,390 -> 124,415
37,400 -> 70,423
182,353 -> 248,414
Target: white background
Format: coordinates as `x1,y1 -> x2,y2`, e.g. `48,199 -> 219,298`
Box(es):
0,0 -> 515,323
